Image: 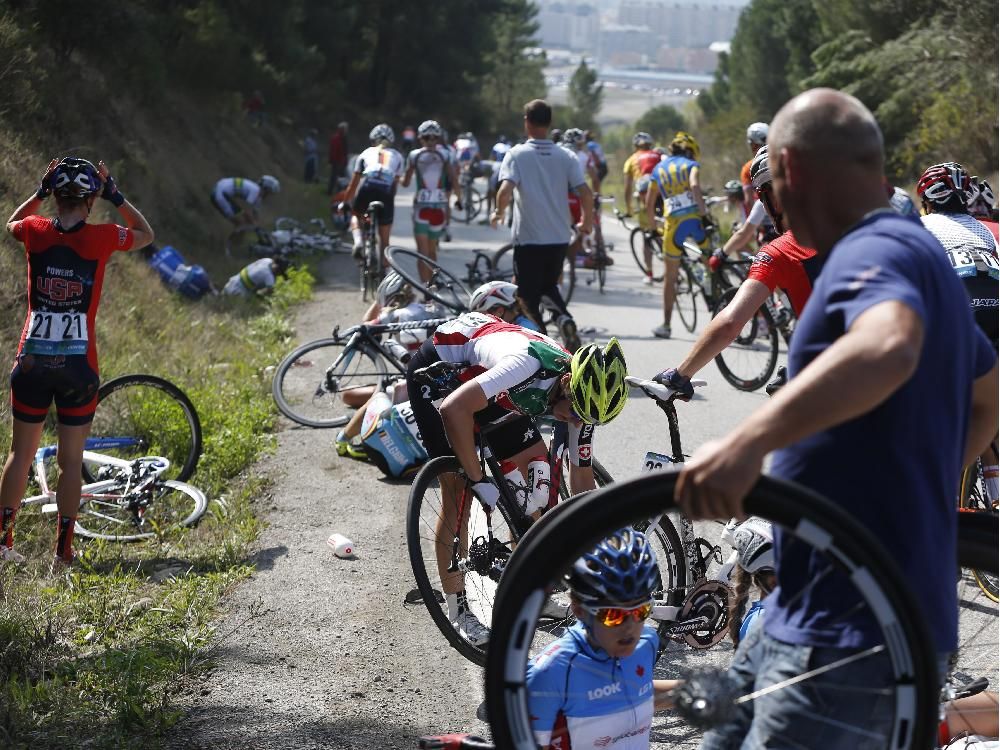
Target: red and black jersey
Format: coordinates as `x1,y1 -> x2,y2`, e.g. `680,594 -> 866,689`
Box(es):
10,215 -> 134,368
746,231 -> 821,316
634,150 -> 661,176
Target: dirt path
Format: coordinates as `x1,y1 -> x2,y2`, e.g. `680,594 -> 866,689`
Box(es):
167,245 -> 487,750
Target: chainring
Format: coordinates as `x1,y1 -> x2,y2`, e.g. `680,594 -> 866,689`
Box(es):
673,579 -> 733,649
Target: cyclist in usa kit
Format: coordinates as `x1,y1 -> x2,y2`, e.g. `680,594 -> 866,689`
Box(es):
401,120 -> 460,283
527,528 -> 676,749
1,157 -> 154,571
647,131 -> 712,339
343,123 -> 404,262
405,313 -> 629,645
654,145 -> 820,396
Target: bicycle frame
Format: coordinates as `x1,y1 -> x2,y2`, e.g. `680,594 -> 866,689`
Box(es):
330,318 -> 453,379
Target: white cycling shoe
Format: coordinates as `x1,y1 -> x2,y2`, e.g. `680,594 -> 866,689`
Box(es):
454,610 -> 491,646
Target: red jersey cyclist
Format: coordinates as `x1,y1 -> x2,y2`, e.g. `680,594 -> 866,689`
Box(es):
405,313 -> 630,645
653,145 -> 821,397
1,157 -> 154,571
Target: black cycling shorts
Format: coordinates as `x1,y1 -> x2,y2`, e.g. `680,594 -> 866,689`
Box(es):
406,340 -> 542,461
963,273 -> 999,344
10,353 -> 99,425
354,183 -> 396,225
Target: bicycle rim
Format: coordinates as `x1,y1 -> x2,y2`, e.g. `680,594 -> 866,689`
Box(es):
959,463 -> 999,601
76,479 -> 207,542
674,265 -> 698,333
485,472 -> 937,750
492,244 -> 515,282
385,245 -> 472,313
630,228 -> 664,283
272,338 -> 385,428
406,456 -> 519,666
712,286 -> 779,392
559,255 -> 575,306
86,375 -> 203,483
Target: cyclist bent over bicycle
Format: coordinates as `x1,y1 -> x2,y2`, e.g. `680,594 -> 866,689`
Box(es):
405,311 -> 630,644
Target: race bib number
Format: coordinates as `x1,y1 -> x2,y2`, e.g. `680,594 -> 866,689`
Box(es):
416,188 -> 447,204
24,311 -> 88,355
640,451 -> 673,473
947,249 -> 1000,280
665,192 -> 695,215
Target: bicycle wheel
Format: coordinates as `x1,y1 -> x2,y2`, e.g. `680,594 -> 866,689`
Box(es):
85,375 -> 202,483
959,461 -> 998,601
674,263 -> 698,333
630,227 -> 664,282
491,243 -> 515,282
485,471 -> 938,750
75,478 -> 207,542
712,286 -> 779,392
406,456 -> 520,667
385,245 -> 471,313
558,254 -> 575,306
466,188 -> 483,221
272,338 -> 387,428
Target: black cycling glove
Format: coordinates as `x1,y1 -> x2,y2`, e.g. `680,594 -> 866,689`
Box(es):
101,174 -> 126,207
653,367 -> 694,401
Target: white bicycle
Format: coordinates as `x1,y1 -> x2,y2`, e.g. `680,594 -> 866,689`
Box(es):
24,444 -> 207,543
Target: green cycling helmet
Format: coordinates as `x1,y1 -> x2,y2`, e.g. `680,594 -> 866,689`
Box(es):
569,338 -> 629,425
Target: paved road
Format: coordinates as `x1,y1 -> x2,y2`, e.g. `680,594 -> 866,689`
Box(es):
168,183 -> 996,749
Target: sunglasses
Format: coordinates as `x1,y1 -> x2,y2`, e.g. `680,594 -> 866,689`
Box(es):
581,601 -> 653,627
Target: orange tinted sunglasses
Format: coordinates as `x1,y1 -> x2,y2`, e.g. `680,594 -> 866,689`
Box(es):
582,601 -> 653,627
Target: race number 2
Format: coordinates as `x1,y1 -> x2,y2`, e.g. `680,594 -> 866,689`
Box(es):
24,311 -> 88,355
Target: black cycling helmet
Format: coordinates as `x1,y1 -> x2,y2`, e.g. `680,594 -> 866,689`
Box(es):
550,128 -> 563,143
51,157 -> 101,200
566,527 -> 660,606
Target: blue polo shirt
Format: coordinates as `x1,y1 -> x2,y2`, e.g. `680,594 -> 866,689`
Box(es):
766,210 -> 996,654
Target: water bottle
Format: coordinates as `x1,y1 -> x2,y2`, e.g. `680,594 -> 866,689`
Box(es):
326,532 -> 356,558
525,456 -> 551,514
500,460 -> 529,511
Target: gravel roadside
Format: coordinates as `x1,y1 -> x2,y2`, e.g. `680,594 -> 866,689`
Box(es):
167,246 -> 487,750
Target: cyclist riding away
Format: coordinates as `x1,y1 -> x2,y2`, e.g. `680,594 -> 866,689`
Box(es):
740,122 -> 769,207
401,120 -> 460,283
655,145 -> 820,394
584,130 -> 609,184
647,131 -> 712,339
623,131 -> 665,285
1,157 -> 154,571
342,123 -> 404,264
527,528 -> 676,749
404,311 -> 630,644
211,175 -> 280,231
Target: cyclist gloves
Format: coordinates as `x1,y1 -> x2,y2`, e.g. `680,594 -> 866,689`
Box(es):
654,368 -> 694,401
101,174 -> 125,207
471,479 -> 500,511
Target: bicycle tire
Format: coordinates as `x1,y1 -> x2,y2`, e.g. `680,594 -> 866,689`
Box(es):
75,478 -> 207,542
272,338 -> 387,428
484,471 -> 938,750
491,243 -> 515,282
559,254 -> 575,307
85,375 -> 202,483
959,461 -> 999,601
406,456 -> 520,667
674,263 -> 698,333
385,245 -> 472,313
712,286 -> 779,392
630,227 -> 664,282
467,188 -> 483,221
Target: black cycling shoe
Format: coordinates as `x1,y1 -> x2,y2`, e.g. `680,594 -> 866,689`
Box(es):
765,365 -> 788,396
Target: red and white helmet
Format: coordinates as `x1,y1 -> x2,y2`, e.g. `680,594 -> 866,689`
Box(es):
916,162 -> 972,206
469,281 -> 519,313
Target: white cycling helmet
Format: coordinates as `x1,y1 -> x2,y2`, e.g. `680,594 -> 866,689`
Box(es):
260,175 -> 280,193
418,120 -> 442,139
469,281 -> 519,313
633,131 -> 654,148
563,128 -> 586,146
733,517 -> 774,574
746,122 -> 769,146
369,123 -> 395,145
376,271 -> 412,307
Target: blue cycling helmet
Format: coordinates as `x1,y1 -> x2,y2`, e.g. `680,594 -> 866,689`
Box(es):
566,528 -> 660,605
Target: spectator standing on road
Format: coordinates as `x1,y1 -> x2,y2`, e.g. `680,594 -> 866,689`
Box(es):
674,88 -> 998,749
491,99 -> 592,351
303,128 -> 319,183
328,122 -> 349,195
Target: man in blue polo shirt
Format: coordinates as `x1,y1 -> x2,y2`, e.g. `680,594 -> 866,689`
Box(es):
673,89 -> 998,748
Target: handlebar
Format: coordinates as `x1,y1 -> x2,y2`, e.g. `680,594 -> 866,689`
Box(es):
412,360 -> 465,390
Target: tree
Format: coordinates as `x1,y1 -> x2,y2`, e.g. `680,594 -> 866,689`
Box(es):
634,105 -> 686,145
568,60 -> 603,130
479,0 -> 547,134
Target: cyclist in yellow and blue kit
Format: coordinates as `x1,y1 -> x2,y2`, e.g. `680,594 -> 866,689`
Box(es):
645,132 -> 712,339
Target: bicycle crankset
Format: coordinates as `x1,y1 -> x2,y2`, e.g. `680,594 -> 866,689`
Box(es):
667,579 -> 733,649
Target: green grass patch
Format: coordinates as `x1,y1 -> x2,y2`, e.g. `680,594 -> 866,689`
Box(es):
0,263 -> 315,748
